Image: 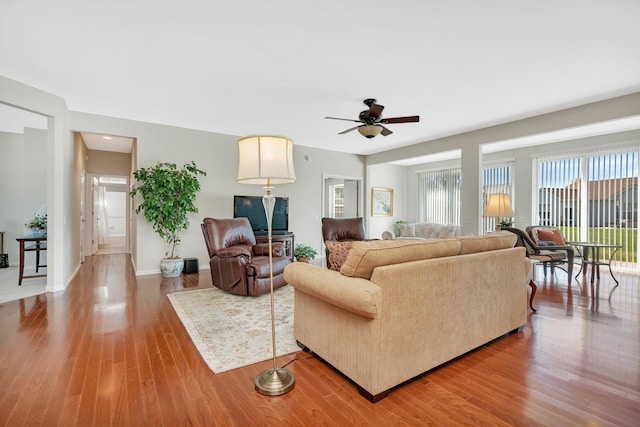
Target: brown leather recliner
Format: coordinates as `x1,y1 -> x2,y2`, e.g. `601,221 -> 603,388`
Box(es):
201,217 -> 290,296
321,217 -> 366,263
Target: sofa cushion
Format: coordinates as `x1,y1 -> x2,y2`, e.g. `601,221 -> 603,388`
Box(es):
458,231 -> 517,255
325,240 -> 353,271
340,239 -> 461,279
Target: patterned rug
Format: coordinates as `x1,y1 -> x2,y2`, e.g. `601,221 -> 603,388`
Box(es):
167,284 -> 298,373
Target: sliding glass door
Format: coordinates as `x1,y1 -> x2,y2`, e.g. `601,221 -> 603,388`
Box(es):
535,148 -> 640,272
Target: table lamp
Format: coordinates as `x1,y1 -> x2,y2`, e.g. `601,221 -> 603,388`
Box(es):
483,193 -> 515,231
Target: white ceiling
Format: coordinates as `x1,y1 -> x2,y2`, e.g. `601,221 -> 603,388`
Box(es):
1,1 -> 639,157
81,132 -> 134,153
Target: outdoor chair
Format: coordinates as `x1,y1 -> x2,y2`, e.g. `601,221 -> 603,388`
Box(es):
503,226 -> 575,284
526,225 -> 582,278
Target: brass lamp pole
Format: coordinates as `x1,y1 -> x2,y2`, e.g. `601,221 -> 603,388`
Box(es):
236,135 -> 296,396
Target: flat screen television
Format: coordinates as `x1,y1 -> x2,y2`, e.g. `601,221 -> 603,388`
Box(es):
233,195 -> 289,234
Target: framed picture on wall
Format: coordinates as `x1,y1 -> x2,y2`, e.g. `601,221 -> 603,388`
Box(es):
371,187 -> 393,216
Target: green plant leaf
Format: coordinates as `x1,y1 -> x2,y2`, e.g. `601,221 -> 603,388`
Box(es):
131,161 -> 206,258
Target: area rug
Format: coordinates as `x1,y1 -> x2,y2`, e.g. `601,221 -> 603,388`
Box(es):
167,285 -> 299,373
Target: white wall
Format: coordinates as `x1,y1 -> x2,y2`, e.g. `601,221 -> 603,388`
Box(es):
367,163 -> 405,239
0,128 -> 48,267
0,129 -> 41,264
105,189 -> 127,236
69,111 -> 365,274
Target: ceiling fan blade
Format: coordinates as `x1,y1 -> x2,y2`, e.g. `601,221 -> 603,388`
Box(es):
380,126 -> 393,136
380,115 -> 420,124
338,126 -> 360,135
325,116 -> 362,123
368,103 -> 384,120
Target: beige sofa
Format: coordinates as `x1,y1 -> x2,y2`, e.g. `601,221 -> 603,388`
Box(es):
382,221 -> 460,240
283,231 -> 529,402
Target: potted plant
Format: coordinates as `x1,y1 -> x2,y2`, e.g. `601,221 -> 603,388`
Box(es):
130,161 -> 206,277
499,219 -> 514,228
25,214 -> 47,237
294,243 -> 318,263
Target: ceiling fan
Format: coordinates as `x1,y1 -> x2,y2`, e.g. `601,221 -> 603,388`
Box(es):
325,98 -> 420,139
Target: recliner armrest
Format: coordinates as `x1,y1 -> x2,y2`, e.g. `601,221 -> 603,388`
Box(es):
217,247 -> 252,258
253,242 -> 285,257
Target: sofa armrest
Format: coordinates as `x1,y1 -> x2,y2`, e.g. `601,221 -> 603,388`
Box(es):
284,263 -> 381,319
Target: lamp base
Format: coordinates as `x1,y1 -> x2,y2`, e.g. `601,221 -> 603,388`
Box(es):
255,368 -> 295,396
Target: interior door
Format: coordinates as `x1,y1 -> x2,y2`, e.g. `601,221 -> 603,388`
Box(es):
91,176 -> 99,254
80,171 -> 85,262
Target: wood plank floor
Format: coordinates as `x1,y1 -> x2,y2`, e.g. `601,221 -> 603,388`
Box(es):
0,254 -> 638,426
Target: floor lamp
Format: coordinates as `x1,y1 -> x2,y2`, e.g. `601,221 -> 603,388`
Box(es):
236,135 -> 296,396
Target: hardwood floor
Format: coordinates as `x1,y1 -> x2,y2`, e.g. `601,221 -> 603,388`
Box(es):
0,254 -> 638,426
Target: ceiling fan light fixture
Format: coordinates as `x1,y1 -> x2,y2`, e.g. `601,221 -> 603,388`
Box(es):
358,124 -> 382,138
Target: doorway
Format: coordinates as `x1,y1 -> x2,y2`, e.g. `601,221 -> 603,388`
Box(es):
0,103 -> 48,296
322,174 -> 363,219
86,175 -> 130,256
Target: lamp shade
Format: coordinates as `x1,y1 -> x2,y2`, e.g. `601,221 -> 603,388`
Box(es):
483,193 -> 515,217
237,136 -> 296,185
357,125 -> 382,138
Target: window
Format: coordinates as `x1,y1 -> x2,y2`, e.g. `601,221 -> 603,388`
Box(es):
482,164 -> 514,231
418,168 -> 461,224
418,164 -> 514,230
330,185 -> 344,218
535,148 -> 639,271
98,176 -> 127,185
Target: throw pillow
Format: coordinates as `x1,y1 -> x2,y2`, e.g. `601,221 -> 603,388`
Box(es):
536,228 -> 565,245
414,223 -> 440,239
398,223 -> 416,237
438,225 -> 458,239
325,240 -> 353,271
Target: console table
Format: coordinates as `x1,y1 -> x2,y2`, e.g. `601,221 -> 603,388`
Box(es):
255,233 -> 294,263
16,236 -> 47,286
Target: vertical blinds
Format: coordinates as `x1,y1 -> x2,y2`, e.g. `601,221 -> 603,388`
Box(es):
534,147 -> 639,271
483,164 -> 513,231
418,168 -> 461,224
418,164 -> 514,228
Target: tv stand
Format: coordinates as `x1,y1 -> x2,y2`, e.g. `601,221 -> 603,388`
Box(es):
255,232 -> 294,263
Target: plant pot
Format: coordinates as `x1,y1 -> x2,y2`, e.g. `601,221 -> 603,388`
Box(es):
160,257 -> 184,277
296,257 -> 310,263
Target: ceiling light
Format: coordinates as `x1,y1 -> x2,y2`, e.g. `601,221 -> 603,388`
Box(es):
102,136 -> 113,140
358,125 -> 382,139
